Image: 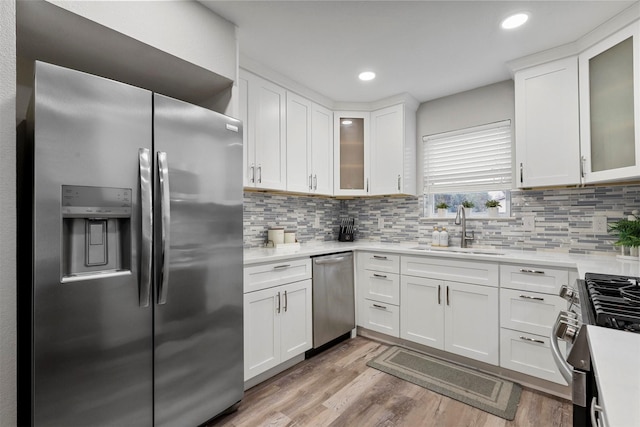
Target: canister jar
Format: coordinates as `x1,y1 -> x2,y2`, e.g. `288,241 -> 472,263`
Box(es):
267,227 -> 285,245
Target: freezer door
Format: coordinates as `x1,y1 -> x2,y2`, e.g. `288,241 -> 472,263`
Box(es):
153,94 -> 244,426
29,62 -> 153,425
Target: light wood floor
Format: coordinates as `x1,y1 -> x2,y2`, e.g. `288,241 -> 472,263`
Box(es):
208,337 -> 572,427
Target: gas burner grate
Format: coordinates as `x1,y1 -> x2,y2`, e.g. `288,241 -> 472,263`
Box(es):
583,272 -> 640,333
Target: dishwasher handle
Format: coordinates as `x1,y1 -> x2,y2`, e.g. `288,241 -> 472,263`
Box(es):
314,256 -> 346,265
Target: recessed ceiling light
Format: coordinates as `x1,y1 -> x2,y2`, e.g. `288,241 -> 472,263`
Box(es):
342,120 -> 353,125
501,13 -> 529,30
358,71 -> 376,81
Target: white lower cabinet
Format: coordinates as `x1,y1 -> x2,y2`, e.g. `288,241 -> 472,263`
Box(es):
500,328 -> 567,384
244,276 -> 312,381
357,251 -> 401,337
499,262 -> 572,385
401,276 -> 499,365
358,298 -> 400,337
400,256 -> 500,366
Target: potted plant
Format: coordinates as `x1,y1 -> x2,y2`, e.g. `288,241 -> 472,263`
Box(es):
435,202 -> 449,217
462,200 -> 474,216
485,200 -> 501,217
609,215 -> 640,257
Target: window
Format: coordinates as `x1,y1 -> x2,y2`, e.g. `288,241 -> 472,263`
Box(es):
423,120 -> 512,217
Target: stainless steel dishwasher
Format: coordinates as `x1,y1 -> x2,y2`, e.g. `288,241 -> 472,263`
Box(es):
311,252 -> 355,349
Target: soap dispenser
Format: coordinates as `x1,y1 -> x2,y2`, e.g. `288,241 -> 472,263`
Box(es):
439,227 -> 449,247
432,226 -> 440,246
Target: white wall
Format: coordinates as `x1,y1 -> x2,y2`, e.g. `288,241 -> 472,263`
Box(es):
49,0 -> 237,82
0,0 -> 17,424
416,80 -> 515,189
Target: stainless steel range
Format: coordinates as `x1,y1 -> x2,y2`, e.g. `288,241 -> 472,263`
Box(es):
552,273 -> 640,426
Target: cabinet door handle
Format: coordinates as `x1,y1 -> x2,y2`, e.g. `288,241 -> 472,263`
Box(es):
257,165 -> 262,183
283,290 -> 288,312
519,336 -> 545,345
519,294 -> 545,301
446,285 -> 450,306
438,284 -> 441,305
373,273 -> 387,279
250,164 -> 255,183
309,175 -> 313,190
313,174 -> 317,190
520,162 -> 523,184
273,264 -> 291,270
581,155 -> 586,179
372,255 -> 388,260
520,268 -> 545,274
397,174 -> 401,191
372,304 -> 387,310
276,291 -> 281,314
366,178 -> 369,193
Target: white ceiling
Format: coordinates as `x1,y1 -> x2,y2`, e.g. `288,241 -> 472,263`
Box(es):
200,0 -> 636,103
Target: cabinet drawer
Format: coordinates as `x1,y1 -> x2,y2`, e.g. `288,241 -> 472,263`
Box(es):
500,264 -> 569,295
244,258 -> 312,293
358,251 -> 400,274
358,298 -> 399,337
358,270 -> 400,305
401,256 -> 499,287
500,288 -> 566,336
500,328 -> 568,385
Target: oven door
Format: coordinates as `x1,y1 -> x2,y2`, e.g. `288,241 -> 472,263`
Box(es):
551,312 -> 603,427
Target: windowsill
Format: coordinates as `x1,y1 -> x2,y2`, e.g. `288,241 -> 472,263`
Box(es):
420,215 -> 516,221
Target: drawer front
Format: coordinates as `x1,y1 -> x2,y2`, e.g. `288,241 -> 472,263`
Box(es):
358,298 -> 399,337
358,251 -> 400,274
358,270 -> 400,305
244,258 -> 312,293
401,255 -> 499,287
500,328 -> 568,385
500,264 -> 569,295
500,288 -> 566,336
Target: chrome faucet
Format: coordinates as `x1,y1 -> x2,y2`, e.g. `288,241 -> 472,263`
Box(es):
454,205 -> 475,248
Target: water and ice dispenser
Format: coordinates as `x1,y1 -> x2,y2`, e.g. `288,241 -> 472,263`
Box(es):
61,185 -> 132,281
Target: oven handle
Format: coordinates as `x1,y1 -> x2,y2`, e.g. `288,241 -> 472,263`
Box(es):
550,317 -> 574,384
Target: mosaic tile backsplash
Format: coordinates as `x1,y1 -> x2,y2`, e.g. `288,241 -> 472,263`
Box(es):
244,184 -> 640,255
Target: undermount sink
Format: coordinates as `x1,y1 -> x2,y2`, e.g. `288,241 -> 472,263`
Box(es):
410,246 -> 505,256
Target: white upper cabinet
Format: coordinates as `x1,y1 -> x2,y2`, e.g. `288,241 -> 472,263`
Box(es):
370,104 -> 417,196
286,92 -> 312,193
310,103 -> 334,195
334,104 -> 417,197
515,57 -> 581,187
240,70 -> 287,191
286,92 -> 334,195
580,22 -> 640,183
334,111 -> 371,196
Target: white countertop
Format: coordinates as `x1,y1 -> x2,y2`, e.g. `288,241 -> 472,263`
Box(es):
587,325 -> 640,427
244,240 -> 640,278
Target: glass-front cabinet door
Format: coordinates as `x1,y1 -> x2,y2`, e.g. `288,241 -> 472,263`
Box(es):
334,111 -> 370,196
580,23 -> 640,183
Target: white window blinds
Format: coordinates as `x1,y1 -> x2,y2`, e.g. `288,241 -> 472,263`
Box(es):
423,120 -> 512,193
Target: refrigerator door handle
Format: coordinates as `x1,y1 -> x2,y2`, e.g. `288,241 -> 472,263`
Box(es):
139,148 -> 153,307
157,151 -> 171,305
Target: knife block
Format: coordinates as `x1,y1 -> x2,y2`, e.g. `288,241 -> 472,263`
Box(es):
338,230 -> 354,242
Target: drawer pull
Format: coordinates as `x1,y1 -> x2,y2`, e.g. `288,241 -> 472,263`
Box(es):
519,294 -> 545,301
372,255 -> 389,260
438,284 -> 441,305
273,264 -> 291,270
519,336 -> 545,345
372,304 -> 388,310
373,273 -> 388,279
519,268 -> 545,274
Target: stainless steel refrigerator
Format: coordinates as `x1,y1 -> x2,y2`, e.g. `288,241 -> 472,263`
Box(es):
18,61 -> 244,426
